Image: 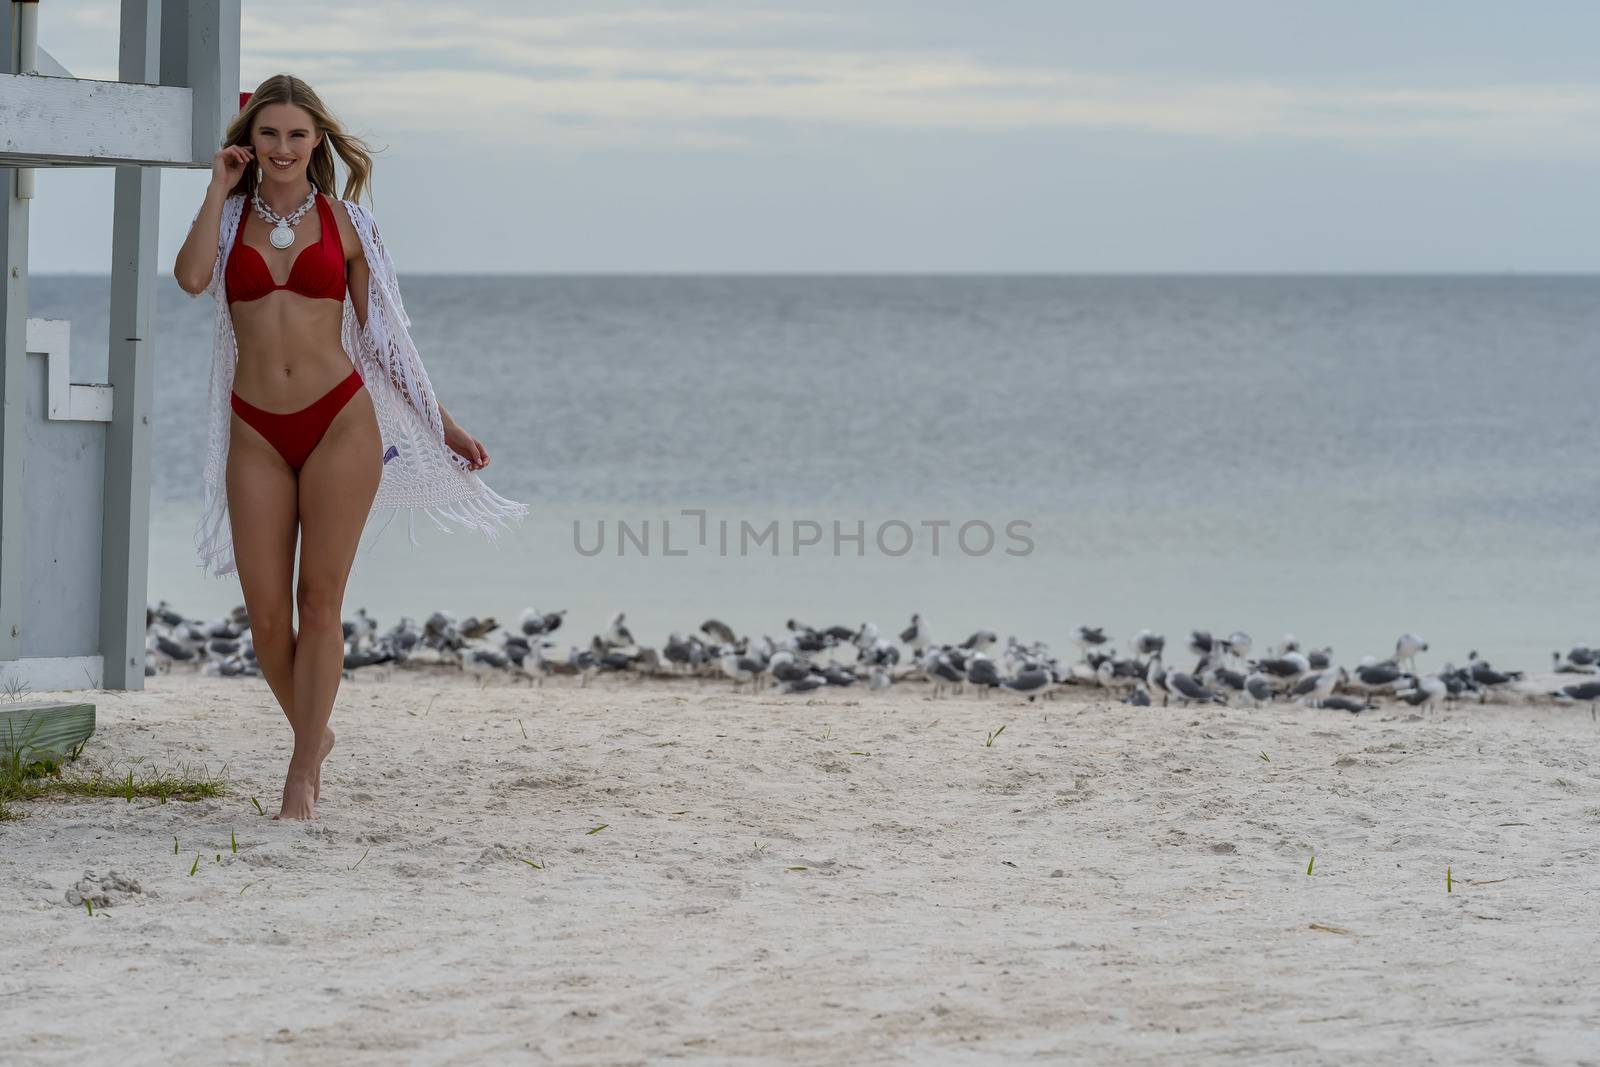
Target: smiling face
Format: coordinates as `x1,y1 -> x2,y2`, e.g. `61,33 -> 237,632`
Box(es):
250,102 -> 322,187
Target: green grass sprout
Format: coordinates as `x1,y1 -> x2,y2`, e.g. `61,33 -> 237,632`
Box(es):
586,823 -> 609,835
189,854 -> 199,876
1307,855 -> 1316,876
1,749 -> 221,822
250,796 -> 265,816
985,725 -> 1008,747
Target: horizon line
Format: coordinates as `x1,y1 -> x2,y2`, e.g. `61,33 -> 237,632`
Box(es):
31,269 -> 1600,279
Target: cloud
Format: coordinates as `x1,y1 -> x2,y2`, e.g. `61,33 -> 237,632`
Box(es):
55,1 -> 1600,154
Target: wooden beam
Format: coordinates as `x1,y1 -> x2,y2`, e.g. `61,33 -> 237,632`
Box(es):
0,14 -> 25,664
101,0 -> 164,692
0,73 -> 203,167
0,701 -> 97,764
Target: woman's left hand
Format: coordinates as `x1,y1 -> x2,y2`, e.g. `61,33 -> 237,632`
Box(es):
443,420 -> 489,471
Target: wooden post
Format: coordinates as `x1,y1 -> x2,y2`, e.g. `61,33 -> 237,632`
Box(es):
0,4 -> 28,664
100,0 -> 163,690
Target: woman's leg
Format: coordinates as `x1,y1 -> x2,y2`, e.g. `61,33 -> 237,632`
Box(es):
282,386 -> 383,819
226,413 -> 302,755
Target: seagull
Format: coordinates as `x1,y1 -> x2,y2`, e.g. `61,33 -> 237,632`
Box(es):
603,612 -> 635,650
1207,666 -> 1249,702
899,613 -> 931,654
820,663 -> 858,687
719,645 -> 767,693
960,629 -> 999,655
926,650 -> 966,698
519,607 -> 566,637
1072,626 -> 1109,659
1552,648 -> 1597,674
341,607 -> 378,650
701,618 -> 738,647
1288,668 -> 1339,704
852,622 -> 880,654
1552,679 -> 1600,720
1244,672 -> 1276,706
1221,631 -> 1252,665
1256,650 -> 1310,686
1396,633 -> 1428,675
1003,667 -> 1057,702
1396,674 -> 1447,717
566,645 -> 598,686
1164,668 -> 1225,707
1466,652 -> 1522,704
1145,654 -> 1170,705
768,651 -> 814,686
967,656 -> 1002,691
1348,659 -> 1409,697
662,633 -> 703,674
145,632 -> 194,673
1130,629 -> 1165,659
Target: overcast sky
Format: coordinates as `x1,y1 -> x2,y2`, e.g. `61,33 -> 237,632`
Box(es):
27,0 -> 1600,272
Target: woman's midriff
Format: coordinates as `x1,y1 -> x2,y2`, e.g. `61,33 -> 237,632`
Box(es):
230,294 -> 354,412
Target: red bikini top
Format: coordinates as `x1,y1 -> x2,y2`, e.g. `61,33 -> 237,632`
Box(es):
225,191 -> 346,305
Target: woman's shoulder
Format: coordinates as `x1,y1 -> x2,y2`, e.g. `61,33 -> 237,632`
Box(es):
332,196 -> 372,225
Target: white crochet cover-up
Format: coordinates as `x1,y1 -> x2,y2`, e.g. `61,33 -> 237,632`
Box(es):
189,192 -> 528,578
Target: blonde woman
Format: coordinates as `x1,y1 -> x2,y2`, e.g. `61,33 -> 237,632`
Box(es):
175,75 -> 527,819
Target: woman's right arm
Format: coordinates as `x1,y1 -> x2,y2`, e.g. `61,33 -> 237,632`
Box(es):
173,144 -> 253,295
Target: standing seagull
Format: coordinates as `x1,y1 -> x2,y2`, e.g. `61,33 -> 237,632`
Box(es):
899,614 -> 932,655
603,612 -> 635,650
1396,633 -> 1428,675
1552,679 -> 1600,720
1288,667 -> 1340,705
1396,674 -> 1447,717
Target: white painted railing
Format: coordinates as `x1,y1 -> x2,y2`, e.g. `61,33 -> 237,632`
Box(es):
25,319 -> 112,423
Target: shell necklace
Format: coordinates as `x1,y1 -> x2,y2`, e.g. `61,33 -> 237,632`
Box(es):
251,185 -> 318,250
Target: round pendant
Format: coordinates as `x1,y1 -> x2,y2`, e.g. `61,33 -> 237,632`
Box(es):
268,222 -> 295,250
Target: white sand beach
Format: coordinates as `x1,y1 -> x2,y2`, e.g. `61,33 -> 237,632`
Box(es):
3,670 -> 1598,1065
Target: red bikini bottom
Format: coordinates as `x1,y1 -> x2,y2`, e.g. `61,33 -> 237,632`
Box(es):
230,366 -> 366,472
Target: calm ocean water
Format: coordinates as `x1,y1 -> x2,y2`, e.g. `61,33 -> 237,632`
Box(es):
31,275 -> 1600,670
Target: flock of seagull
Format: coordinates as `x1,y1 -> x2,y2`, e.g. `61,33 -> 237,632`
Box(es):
143,601 -> 1600,716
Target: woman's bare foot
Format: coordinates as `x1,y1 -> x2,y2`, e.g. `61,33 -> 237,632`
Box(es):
314,728 -> 335,803
274,765 -> 317,821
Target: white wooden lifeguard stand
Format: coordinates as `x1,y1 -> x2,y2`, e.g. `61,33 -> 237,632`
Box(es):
0,0 -> 240,693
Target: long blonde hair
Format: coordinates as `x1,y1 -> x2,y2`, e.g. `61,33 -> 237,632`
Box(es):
222,74 -> 377,203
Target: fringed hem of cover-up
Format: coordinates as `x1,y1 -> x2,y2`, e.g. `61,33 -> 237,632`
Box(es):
368,483 -> 531,552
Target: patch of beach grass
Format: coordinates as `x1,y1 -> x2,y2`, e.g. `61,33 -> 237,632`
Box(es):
1,740 -> 223,821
